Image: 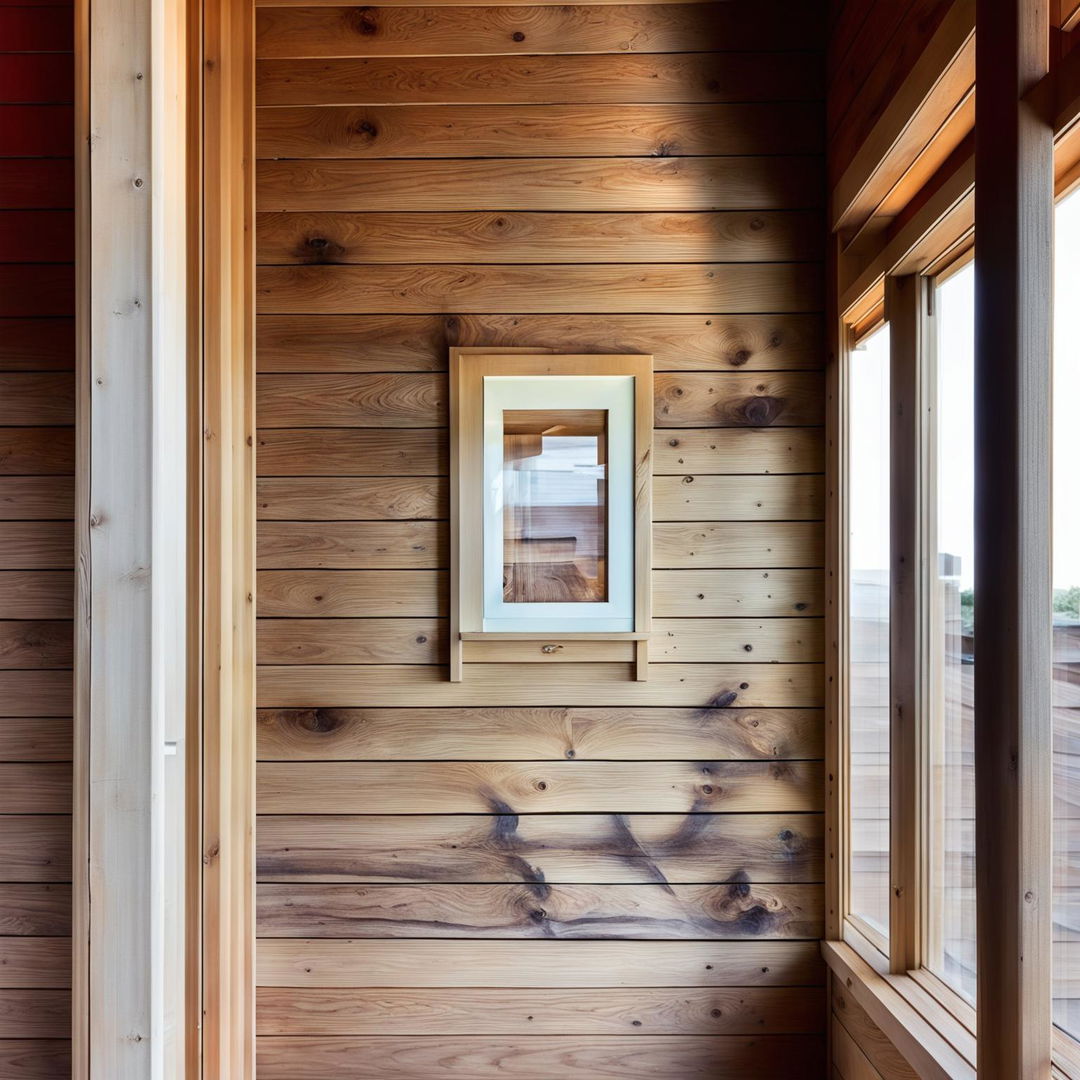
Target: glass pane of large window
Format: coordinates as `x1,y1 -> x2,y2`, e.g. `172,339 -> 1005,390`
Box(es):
1053,189 -> 1080,1040
502,410 -> 608,604
848,321 -> 891,941
927,261 -> 977,1002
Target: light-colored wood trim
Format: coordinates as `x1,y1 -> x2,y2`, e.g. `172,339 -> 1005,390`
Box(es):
822,941 -> 975,1080
1058,0 -> 1080,31
974,2 -> 1054,1076
201,0 -> 255,1072
884,275 -> 926,977
832,0 -> 975,241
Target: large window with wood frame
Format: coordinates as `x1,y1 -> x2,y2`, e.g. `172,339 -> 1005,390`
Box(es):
846,320 -> 892,945
1054,187 -> 1080,1044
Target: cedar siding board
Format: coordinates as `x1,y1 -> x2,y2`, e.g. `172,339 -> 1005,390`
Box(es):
255,1 -> 826,1075
0,1 -> 75,1074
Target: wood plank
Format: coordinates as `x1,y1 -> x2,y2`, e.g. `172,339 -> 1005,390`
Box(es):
256,102 -> 824,159
0,6 -> 73,50
0,938 -> 70,988
831,975 -> 918,1079
0,319 -> 74,372
256,313 -> 824,374
256,158 -> 823,213
256,811 -> 824,883
255,706 -> 824,761
255,4 -> 823,58
0,161 -> 73,210
256,263 -> 822,316
653,569 -> 822,617
257,662 -> 824,708
0,621 -> 72,668
0,570 -> 73,617
0,670 -> 71,716
255,881 -> 822,939
257,522 -> 445,569
0,523 -> 74,568
0,54 -> 73,103
0,374 -> 74,425
0,717 -> 71,761
257,760 -> 824,814
832,1014 -> 885,1080
257,373 -> 445,427
654,372 -> 824,427
654,521 -> 824,568
256,210 -> 823,265
651,618 -> 823,663
255,984 -> 826,1036
255,53 -> 823,107
654,474 -> 825,521
0,211 -> 74,263
0,427 -> 75,474
0,104 -> 74,158
258,617 -> 443,663
257,429 -> 445,474
0,816 -> 70,883
0,885 -> 70,936
257,477 -> 445,520
0,763 -> 71,813
256,938 -> 824,988
0,1040 -> 71,1080
258,570 -> 445,617
255,1034 -> 825,1080
0,266 -> 73,318
0,477 -> 75,520
460,639 -> 637,664
0,989 -> 70,1039
653,427 -> 824,474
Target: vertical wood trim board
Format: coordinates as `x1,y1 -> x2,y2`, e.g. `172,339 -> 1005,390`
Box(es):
254,3 -> 827,1076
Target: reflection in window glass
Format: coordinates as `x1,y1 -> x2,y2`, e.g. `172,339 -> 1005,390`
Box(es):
848,322 -> 891,941
502,409 -> 608,604
927,262 -> 976,1002
1053,189 -> 1080,1041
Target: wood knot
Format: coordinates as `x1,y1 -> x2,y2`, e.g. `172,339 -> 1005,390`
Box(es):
349,8 -> 378,34
512,30 -> 526,41
735,395 -> 784,425
353,120 -> 378,140
729,349 -> 752,367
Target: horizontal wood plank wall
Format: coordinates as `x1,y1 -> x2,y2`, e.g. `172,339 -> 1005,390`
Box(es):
0,0 -> 75,1077
255,1 -> 827,1075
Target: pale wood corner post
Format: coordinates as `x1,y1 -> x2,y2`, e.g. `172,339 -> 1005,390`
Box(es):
975,0 -> 1054,1076
201,0 -> 256,1071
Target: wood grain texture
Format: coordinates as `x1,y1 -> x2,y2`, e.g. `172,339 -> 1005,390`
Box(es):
0,428 -> 75,474
256,53 -> 823,107
256,938 -> 825,987
256,263 -> 823,315
0,886 -> 71,936
0,817 -> 72,881
257,522 -> 445,568
0,938 -> 70,988
0,989 -> 70,1039
255,984 -> 825,1035
258,570 -> 446,616
255,4 -> 824,58
0,718 -> 72,762
0,523 -> 74,569
0,319 -> 74,372
257,477 -> 445,520
654,371 -> 824,427
257,429 -> 445,474
653,427 -> 824,474
257,158 -> 823,213
0,161 -> 73,211
256,102 -> 824,159
257,760 -> 824,814
257,373 -> 445,426
256,313 -> 823,373
654,474 -> 825,521
256,210 -> 823,265
650,618 -> 823,663
255,1034 -> 826,1079
831,975 -> 918,1079
255,706 -> 824,761
0,670 -> 72,715
0,571 -> 73,618
256,811 -> 824,883
653,521 -> 824,568
0,375 -> 74,426
258,617 -> 443,662
0,211 -> 74,263
0,763 -> 71,813
653,569 -> 823,617
255,881 -> 823,938
0,620 -> 72,668
0,477 -> 75,520
0,1040 -> 71,1080
256,662 -> 824,708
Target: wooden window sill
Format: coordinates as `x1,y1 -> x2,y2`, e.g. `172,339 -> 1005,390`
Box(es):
822,940 -> 977,1080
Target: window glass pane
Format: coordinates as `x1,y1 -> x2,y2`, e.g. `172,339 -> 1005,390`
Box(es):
927,261 -> 977,1002
1053,189 -> 1080,1040
502,409 -> 608,604
848,321 -> 891,941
